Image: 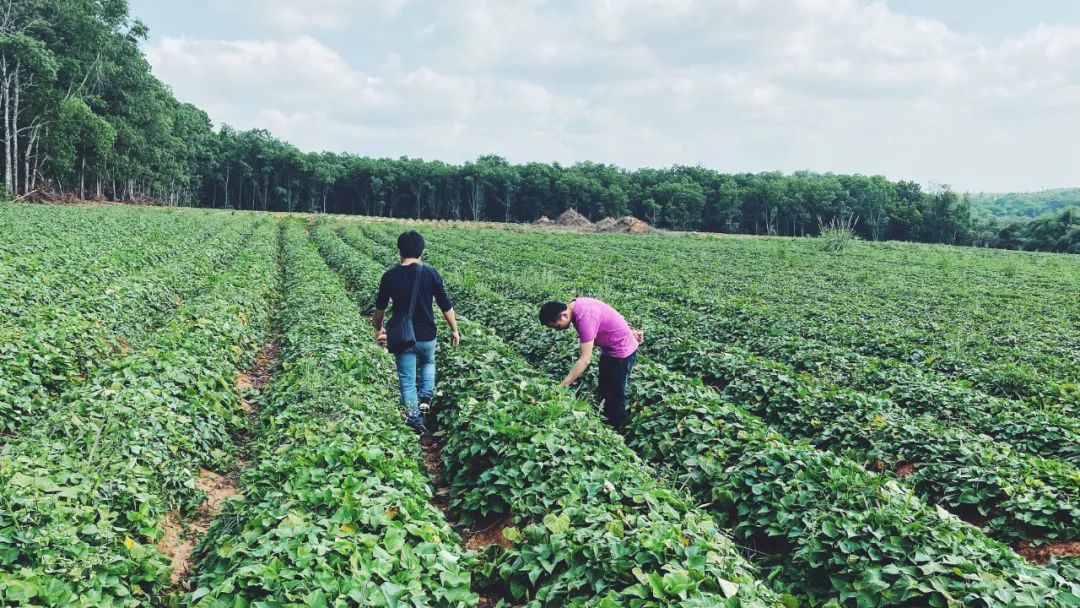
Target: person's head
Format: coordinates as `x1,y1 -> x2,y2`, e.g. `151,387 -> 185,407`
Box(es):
397,230 -> 425,260
539,301 -> 572,330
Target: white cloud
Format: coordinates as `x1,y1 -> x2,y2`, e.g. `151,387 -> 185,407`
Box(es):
211,0 -> 409,30
145,0 -> 1080,190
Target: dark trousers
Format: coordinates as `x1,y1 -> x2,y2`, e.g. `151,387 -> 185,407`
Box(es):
598,351 -> 637,429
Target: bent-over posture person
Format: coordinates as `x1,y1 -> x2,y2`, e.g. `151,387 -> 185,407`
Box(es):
373,230 -> 460,433
539,298 -> 642,429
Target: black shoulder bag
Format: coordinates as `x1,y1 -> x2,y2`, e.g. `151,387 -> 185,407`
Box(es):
386,264 -> 424,355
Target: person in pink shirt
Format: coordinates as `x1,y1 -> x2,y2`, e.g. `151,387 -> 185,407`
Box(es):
539,298 -> 643,429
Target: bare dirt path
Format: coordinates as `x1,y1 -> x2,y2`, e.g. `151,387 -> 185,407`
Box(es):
157,340 -> 281,592
1016,540 -> 1080,565
419,429 -> 513,607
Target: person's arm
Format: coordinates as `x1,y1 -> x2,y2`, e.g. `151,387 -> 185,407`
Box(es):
372,308 -> 387,346
433,270 -> 460,346
561,340 -> 594,387
443,308 -> 461,347
373,273 -> 390,346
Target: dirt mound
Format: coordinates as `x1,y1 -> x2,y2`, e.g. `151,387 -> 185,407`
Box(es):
555,209 -> 593,228
598,215 -> 655,234
594,217 -> 617,231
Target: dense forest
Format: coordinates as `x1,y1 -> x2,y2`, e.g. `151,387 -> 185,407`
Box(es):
969,188 -> 1080,219
1,0 -> 1076,253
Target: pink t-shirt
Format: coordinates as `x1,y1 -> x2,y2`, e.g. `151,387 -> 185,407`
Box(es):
571,297 -> 638,359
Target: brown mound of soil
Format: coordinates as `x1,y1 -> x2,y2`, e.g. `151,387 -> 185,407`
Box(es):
1016,540 -> 1080,564
555,209 -> 593,228
594,217 -> 617,231
601,215 -> 654,234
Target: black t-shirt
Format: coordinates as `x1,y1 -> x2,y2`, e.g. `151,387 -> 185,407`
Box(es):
375,263 -> 453,342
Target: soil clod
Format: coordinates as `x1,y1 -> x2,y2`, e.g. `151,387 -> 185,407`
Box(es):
895,462 -> 916,477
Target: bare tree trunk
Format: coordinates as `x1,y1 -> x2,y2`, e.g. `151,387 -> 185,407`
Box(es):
449,191 -> 461,219
467,181 -> 483,221
79,155 -> 86,198
22,135 -> 30,194
2,56 -> 12,193
11,62 -> 20,194
223,166 -> 230,208
23,122 -> 38,194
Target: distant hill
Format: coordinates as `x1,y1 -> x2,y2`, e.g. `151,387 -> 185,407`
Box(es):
967,188 -> 1080,218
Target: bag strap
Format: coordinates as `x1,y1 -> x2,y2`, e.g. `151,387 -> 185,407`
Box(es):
406,263 -> 424,319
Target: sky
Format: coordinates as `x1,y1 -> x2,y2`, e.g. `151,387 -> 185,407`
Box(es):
129,0 -> 1080,193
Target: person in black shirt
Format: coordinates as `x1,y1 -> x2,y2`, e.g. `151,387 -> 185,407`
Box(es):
373,230 -> 460,432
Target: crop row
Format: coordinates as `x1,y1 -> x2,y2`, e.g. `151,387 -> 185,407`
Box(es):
646,301 -> 1080,463
616,230 -> 1077,385
343,223 -> 1080,608
312,221 -> 782,607
0,216 -> 256,434
415,223 -> 1078,427
0,221 -> 277,606
402,223 -> 1078,409
432,234 -> 1080,477
0,206 -> 225,315
370,224 -> 1080,544
186,220 -> 477,606
540,269 -> 1080,544
474,256 -> 1080,462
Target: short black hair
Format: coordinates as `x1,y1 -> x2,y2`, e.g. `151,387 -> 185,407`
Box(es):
397,231 -> 425,258
539,301 -> 567,326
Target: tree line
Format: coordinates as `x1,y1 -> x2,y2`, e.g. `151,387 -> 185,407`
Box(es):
969,188 -> 1080,219
194,130 -> 980,244
1,0 -> 1075,253
1,0 -> 209,205
994,207 -> 1080,254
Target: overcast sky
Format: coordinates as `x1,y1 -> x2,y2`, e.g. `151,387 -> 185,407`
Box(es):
131,0 -> 1080,192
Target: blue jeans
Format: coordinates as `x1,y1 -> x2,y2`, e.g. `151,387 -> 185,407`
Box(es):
395,340 -> 436,423
598,351 -> 637,429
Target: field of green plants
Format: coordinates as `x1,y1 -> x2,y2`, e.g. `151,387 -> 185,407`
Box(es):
1,202 -> 1078,607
